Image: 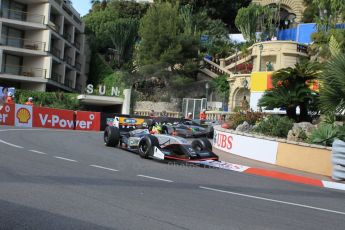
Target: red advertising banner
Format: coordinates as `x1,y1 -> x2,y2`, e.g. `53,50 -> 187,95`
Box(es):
75,111 -> 101,131
0,104 -> 15,126
33,107 -> 75,130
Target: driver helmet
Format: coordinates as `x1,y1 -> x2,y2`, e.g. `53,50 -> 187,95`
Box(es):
8,92 -> 13,97
152,124 -> 162,134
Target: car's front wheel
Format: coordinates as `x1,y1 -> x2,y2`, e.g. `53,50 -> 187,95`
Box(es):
104,126 -> 120,147
138,135 -> 159,158
192,138 -> 212,152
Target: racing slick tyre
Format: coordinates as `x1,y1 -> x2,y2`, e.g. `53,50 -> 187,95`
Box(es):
192,138 -> 212,152
138,135 -> 159,159
104,126 -> 120,147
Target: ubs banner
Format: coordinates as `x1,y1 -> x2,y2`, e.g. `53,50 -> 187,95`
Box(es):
213,129 -> 278,164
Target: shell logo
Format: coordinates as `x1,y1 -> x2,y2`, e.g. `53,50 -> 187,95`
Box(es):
16,108 -> 31,124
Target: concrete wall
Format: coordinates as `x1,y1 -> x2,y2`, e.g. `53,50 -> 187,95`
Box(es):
134,101 -> 180,112
213,126 -> 332,176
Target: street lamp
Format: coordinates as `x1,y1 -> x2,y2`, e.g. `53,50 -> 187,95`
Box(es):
258,44 -> 263,71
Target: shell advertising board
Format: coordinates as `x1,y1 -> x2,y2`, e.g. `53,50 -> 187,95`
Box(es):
15,104 -> 33,128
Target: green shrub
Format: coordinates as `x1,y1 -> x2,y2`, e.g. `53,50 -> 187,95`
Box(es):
253,115 -> 294,138
15,90 -> 83,110
308,124 -> 345,146
227,112 -> 263,129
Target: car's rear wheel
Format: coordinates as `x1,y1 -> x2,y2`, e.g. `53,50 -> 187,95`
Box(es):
192,138 -> 212,152
104,126 -> 120,147
138,135 -> 159,158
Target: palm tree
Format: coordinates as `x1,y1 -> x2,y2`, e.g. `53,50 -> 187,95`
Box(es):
258,61 -> 321,121
319,54 -> 345,114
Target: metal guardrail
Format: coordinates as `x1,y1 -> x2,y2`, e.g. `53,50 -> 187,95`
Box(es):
0,8 -> 45,24
0,36 -> 46,51
1,64 -> 46,78
332,139 -> 345,180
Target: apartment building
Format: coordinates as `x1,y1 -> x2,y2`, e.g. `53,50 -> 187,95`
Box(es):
0,0 -> 88,93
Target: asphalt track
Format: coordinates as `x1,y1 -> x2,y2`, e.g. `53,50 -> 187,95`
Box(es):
1,127 -> 345,230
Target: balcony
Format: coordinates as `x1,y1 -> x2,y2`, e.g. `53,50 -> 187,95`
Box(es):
75,61 -> 81,71
64,79 -> 74,88
0,9 -> 45,24
48,21 -> 60,33
64,56 -> 72,65
75,40 -> 81,50
51,47 -> 61,58
0,36 -> 46,52
76,83 -> 82,92
1,64 -> 47,78
63,31 -> 72,42
51,72 -> 62,83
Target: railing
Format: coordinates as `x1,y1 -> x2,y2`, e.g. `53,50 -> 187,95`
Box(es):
76,83 -> 83,92
1,64 -> 46,78
224,48 -> 253,68
63,32 -> 72,42
51,72 -> 62,83
48,21 -> 60,33
64,79 -> 74,88
206,111 -> 233,121
0,8 -> 45,24
51,47 -> 61,58
0,36 -> 46,51
75,61 -> 81,71
203,58 -> 231,77
64,56 -> 72,65
75,40 -> 81,50
133,110 -> 180,118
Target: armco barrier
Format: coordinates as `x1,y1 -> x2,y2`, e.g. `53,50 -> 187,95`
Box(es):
332,140 -> 345,180
213,126 -> 332,176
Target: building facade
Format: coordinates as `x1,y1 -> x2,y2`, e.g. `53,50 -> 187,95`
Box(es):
0,0 -> 88,93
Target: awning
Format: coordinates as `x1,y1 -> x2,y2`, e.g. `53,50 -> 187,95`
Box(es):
77,94 -> 124,106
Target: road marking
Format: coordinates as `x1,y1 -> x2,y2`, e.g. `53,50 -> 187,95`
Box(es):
137,174 -> 173,183
54,156 -> 78,162
29,150 -> 47,155
199,186 -> 345,216
0,128 -> 44,132
0,139 -> 24,148
90,165 -> 119,172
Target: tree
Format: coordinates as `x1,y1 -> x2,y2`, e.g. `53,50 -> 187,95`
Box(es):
137,2 -> 199,71
156,0 -> 251,32
319,54 -> 345,114
258,61 -> 321,121
213,74 -> 230,109
106,19 -> 139,68
235,3 -> 281,43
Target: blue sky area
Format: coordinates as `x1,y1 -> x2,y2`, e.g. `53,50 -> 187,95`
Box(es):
72,0 -> 91,16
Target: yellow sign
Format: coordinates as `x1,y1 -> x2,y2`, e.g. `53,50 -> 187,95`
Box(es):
250,72 -> 273,92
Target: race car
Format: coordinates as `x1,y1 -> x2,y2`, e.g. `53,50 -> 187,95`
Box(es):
103,125 -> 219,162
161,120 -> 214,138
